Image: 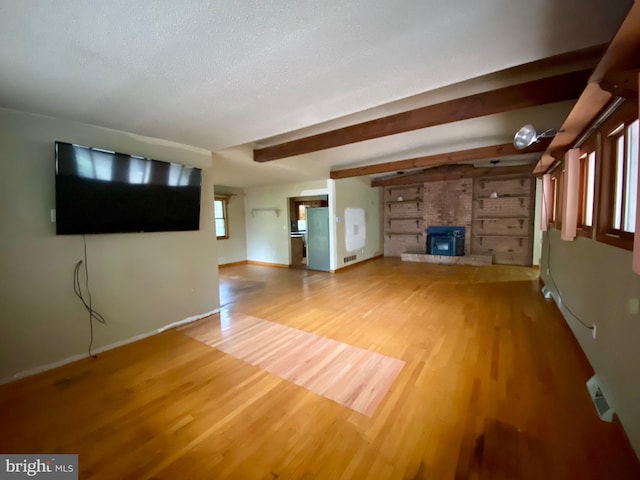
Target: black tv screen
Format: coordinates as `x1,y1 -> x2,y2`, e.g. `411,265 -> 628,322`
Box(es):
55,141 -> 202,235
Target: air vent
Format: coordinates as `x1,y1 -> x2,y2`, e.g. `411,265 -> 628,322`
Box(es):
343,255 -> 357,263
587,375 -> 615,422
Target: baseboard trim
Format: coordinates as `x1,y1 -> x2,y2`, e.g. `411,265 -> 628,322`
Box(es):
219,260 -> 248,268
331,254 -> 384,273
0,307 -> 221,386
247,260 -> 289,268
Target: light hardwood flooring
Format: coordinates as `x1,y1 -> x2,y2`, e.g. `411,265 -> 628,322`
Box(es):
179,312 -> 405,417
1,258 -> 639,479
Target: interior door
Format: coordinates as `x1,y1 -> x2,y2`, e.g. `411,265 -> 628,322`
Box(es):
306,207 -> 330,271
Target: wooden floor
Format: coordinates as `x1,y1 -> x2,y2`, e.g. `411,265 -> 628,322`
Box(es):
179,312 -> 405,416
1,258 -> 639,479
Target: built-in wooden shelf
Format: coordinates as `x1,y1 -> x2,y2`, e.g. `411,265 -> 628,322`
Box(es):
472,174 -> 533,265
474,194 -> 528,200
480,177 -> 527,188
475,216 -> 528,228
251,207 -> 281,217
475,233 -> 528,247
385,200 -> 422,211
388,218 -> 422,228
475,194 -> 527,208
474,216 -> 528,220
385,231 -> 423,242
475,234 -> 528,238
388,185 -> 423,194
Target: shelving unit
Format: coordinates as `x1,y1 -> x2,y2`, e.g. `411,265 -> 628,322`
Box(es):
251,207 -> 281,217
475,194 -> 527,209
387,216 -> 422,228
474,194 -> 528,199
388,185 -> 422,195
385,231 -> 422,241
479,177 -> 528,189
475,216 -> 528,229
385,199 -> 422,211
476,234 -> 528,238
383,186 -> 425,256
471,175 -> 534,266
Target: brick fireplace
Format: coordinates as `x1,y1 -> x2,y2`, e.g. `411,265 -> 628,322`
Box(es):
423,179 -> 473,254
383,173 -> 534,266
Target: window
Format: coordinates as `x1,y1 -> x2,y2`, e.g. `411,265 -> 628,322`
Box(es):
549,165 -> 563,228
577,137 -> 597,236
621,120 -> 639,231
549,176 -> 557,224
597,102 -> 639,249
214,197 -> 229,239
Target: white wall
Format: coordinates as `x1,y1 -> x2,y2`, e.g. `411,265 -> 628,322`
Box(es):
244,180 -> 331,266
214,185 -> 247,265
540,229 -> 640,456
0,109 -> 220,381
332,178 -> 383,269
242,177 -> 383,271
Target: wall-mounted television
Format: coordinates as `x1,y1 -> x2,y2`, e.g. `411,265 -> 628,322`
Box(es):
55,141 -> 202,235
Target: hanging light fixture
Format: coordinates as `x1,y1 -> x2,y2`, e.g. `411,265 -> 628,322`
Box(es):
513,124 -> 559,150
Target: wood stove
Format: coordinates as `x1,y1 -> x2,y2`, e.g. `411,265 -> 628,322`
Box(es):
426,226 -> 465,256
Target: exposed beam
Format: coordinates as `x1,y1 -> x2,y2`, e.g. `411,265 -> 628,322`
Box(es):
330,139 -> 550,179
533,83 -> 612,175
254,69 -> 591,163
599,69 -> 640,100
534,4 -> 640,174
535,2 -> 640,175
590,3 -> 640,84
371,164 -> 535,187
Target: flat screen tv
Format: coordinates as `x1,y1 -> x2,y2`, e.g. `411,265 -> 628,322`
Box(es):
55,141 -> 202,235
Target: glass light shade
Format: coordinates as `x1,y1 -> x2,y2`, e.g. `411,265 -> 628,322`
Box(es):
514,124 -> 538,150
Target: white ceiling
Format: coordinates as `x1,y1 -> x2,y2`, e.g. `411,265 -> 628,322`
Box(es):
0,0 -> 633,187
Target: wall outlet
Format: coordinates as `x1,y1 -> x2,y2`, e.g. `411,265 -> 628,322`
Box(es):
592,324 -> 597,340
629,298 -> 639,315
50,209 -> 56,223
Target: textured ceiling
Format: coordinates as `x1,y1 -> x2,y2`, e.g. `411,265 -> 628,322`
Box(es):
0,0 -> 633,186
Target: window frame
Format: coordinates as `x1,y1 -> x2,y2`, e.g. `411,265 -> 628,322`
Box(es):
577,136 -> 598,238
548,162 -> 563,229
596,102 -> 639,251
549,175 -> 557,225
214,196 -> 229,240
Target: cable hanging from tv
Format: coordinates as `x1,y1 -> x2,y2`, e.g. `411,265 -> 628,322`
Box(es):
73,235 -> 106,357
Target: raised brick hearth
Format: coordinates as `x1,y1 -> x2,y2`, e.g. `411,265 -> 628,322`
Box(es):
401,252 -> 492,266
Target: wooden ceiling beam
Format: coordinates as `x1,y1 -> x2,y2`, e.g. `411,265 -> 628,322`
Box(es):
254,69 -> 591,163
533,83 -> 612,174
534,2 -> 640,174
371,164 -> 534,187
589,4 -> 640,84
598,69 -> 640,100
330,139 -> 550,179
